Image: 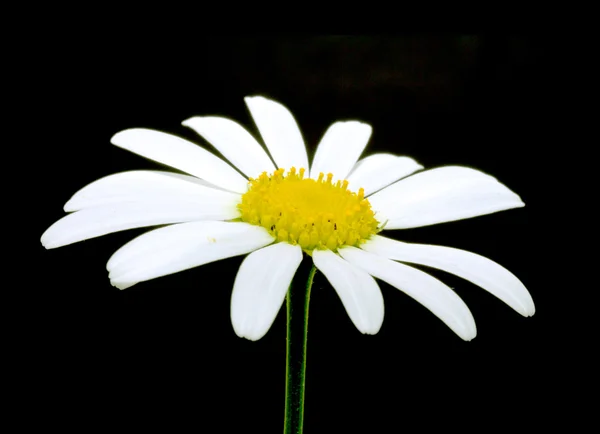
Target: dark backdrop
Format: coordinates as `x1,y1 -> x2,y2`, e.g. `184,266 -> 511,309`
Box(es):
31,35 -> 564,431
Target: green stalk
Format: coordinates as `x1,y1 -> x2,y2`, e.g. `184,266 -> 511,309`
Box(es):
283,261 -> 316,434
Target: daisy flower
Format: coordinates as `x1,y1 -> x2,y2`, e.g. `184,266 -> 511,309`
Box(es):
41,96 -> 534,342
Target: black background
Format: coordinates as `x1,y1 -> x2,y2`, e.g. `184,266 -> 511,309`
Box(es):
30,35 -> 573,431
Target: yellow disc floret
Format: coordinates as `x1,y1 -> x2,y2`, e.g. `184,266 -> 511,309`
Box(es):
238,167 -> 380,252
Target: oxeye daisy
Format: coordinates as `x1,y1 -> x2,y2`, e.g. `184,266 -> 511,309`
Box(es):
41,95 -> 534,343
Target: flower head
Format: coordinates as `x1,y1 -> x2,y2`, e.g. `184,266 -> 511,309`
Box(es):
41,96 -> 534,341
239,167 -> 380,251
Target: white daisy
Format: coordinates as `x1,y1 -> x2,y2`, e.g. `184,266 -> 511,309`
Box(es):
41,96 -> 534,342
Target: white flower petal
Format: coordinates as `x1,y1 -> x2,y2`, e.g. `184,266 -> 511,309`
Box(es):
361,235 -> 535,317
312,249 -> 384,335
64,170 -> 240,212
244,96 -> 309,171
309,121 -> 372,180
182,116 -> 276,178
108,221 -> 274,287
346,153 -> 424,196
231,242 -> 303,341
42,199 -> 241,249
339,246 -> 476,341
369,166 -> 524,229
111,129 -> 248,193
113,281 -> 137,290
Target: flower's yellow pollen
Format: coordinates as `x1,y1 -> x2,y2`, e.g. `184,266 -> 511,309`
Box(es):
239,167 -> 380,252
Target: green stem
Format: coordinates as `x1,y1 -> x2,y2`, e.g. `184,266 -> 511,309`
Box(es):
283,260 -> 316,434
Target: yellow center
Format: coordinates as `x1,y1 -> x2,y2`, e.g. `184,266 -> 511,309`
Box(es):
238,167 -> 380,252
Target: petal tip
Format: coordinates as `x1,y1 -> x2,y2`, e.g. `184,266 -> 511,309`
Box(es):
40,228 -> 61,249
361,316 -> 384,336
63,201 -> 77,212
181,117 -> 197,127
524,304 -> 536,317
40,236 -> 53,249
458,323 -> 477,341
362,325 -> 382,336
110,129 -> 131,146
347,120 -> 372,131
111,279 -> 136,290
244,95 -> 263,104
512,295 -> 535,317
233,326 -> 264,342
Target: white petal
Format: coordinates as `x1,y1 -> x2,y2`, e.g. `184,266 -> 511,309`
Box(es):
309,121 -> 372,180
244,96 -> 309,171
42,199 -> 241,249
346,153 -> 424,196
108,221 -> 274,287
339,246 -> 476,341
182,116 -> 276,178
113,281 -> 137,290
369,166 -> 524,229
111,129 -> 248,193
361,235 -> 535,316
231,243 -> 303,341
312,249 -> 384,335
64,170 -> 240,211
